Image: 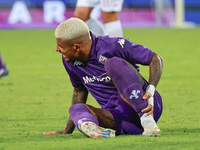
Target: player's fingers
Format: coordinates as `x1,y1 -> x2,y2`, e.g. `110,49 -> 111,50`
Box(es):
142,94 -> 148,100
142,104 -> 154,117
141,105 -> 151,113
144,109 -> 153,117
142,95 -> 147,100
43,131 -> 55,135
142,92 -> 151,100
43,131 -> 62,135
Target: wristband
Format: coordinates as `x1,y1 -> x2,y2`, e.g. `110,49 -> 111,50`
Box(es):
146,84 -> 156,97
148,96 -> 154,106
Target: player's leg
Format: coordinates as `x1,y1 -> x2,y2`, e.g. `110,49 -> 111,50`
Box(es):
0,52 -> 9,78
101,0 -> 123,37
104,57 -> 161,137
105,57 -> 146,116
75,6 -> 93,22
69,103 -> 116,138
75,0 -> 107,36
102,12 -> 123,37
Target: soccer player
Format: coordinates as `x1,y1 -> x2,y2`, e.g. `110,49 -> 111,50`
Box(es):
75,0 -> 123,37
44,18 -> 163,138
0,53 -> 9,78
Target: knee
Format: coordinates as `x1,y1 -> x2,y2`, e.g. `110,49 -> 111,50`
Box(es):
105,57 -> 125,74
69,103 -> 86,116
75,12 -> 89,22
102,12 -> 119,23
74,8 -> 91,21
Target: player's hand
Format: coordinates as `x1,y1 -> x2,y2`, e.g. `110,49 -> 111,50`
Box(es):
43,130 -> 67,135
141,92 -> 154,117
141,104 -> 154,117
142,92 -> 151,100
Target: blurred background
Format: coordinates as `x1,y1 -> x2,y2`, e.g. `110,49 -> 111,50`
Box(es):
0,0 -> 199,29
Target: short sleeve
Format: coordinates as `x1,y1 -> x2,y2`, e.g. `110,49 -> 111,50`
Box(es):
118,39 -> 153,65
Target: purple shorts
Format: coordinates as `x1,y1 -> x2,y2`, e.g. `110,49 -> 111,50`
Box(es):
103,82 -> 163,135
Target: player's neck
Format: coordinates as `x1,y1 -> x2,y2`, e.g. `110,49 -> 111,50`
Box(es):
81,39 -> 92,62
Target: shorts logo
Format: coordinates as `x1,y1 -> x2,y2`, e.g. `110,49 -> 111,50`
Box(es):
98,55 -> 108,64
78,118 -> 88,129
130,90 -> 141,99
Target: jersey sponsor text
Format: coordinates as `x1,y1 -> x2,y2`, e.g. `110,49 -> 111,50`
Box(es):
83,75 -> 111,84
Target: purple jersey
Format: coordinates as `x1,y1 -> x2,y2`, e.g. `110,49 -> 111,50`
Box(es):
62,33 -> 153,108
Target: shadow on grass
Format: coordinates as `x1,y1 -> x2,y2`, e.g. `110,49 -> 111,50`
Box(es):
163,127 -> 200,133
1,133 -> 87,143
0,82 -> 13,86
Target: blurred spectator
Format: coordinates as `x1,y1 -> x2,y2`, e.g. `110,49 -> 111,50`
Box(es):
75,0 -> 124,37
0,53 -> 9,78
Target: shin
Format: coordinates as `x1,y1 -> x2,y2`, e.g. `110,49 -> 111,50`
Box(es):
69,104 -> 99,131
105,57 -> 148,117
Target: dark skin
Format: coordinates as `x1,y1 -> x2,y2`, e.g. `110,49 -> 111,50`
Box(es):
44,32 -> 163,135
142,53 -> 163,116
44,85 -> 116,134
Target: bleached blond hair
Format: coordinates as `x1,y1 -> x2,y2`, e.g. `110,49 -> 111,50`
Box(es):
55,18 -> 90,41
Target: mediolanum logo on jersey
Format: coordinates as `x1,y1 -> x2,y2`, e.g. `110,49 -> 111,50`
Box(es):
82,73 -> 111,84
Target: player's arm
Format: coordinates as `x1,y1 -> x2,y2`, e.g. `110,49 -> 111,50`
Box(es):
62,85 -> 88,133
44,85 -> 88,135
148,52 -> 163,87
142,52 -> 163,116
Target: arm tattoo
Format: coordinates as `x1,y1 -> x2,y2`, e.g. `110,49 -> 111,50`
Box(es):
72,86 -> 88,104
149,52 -> 163,87
63,116 -> 75,134
63,85 -> 88,133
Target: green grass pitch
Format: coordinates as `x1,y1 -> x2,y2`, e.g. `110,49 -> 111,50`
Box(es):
0,27 -> 200,150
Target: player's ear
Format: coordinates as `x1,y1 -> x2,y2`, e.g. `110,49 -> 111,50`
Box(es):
73,44 -> 81,52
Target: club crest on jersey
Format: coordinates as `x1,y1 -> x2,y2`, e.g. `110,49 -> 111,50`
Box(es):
98,55 -> 108,64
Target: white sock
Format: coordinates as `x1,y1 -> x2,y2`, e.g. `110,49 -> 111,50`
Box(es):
86,18 -> 107,36
105,20 -> 123,37
140,113 -> 158,130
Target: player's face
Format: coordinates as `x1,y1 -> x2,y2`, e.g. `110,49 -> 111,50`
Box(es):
56,38 -> 78,62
